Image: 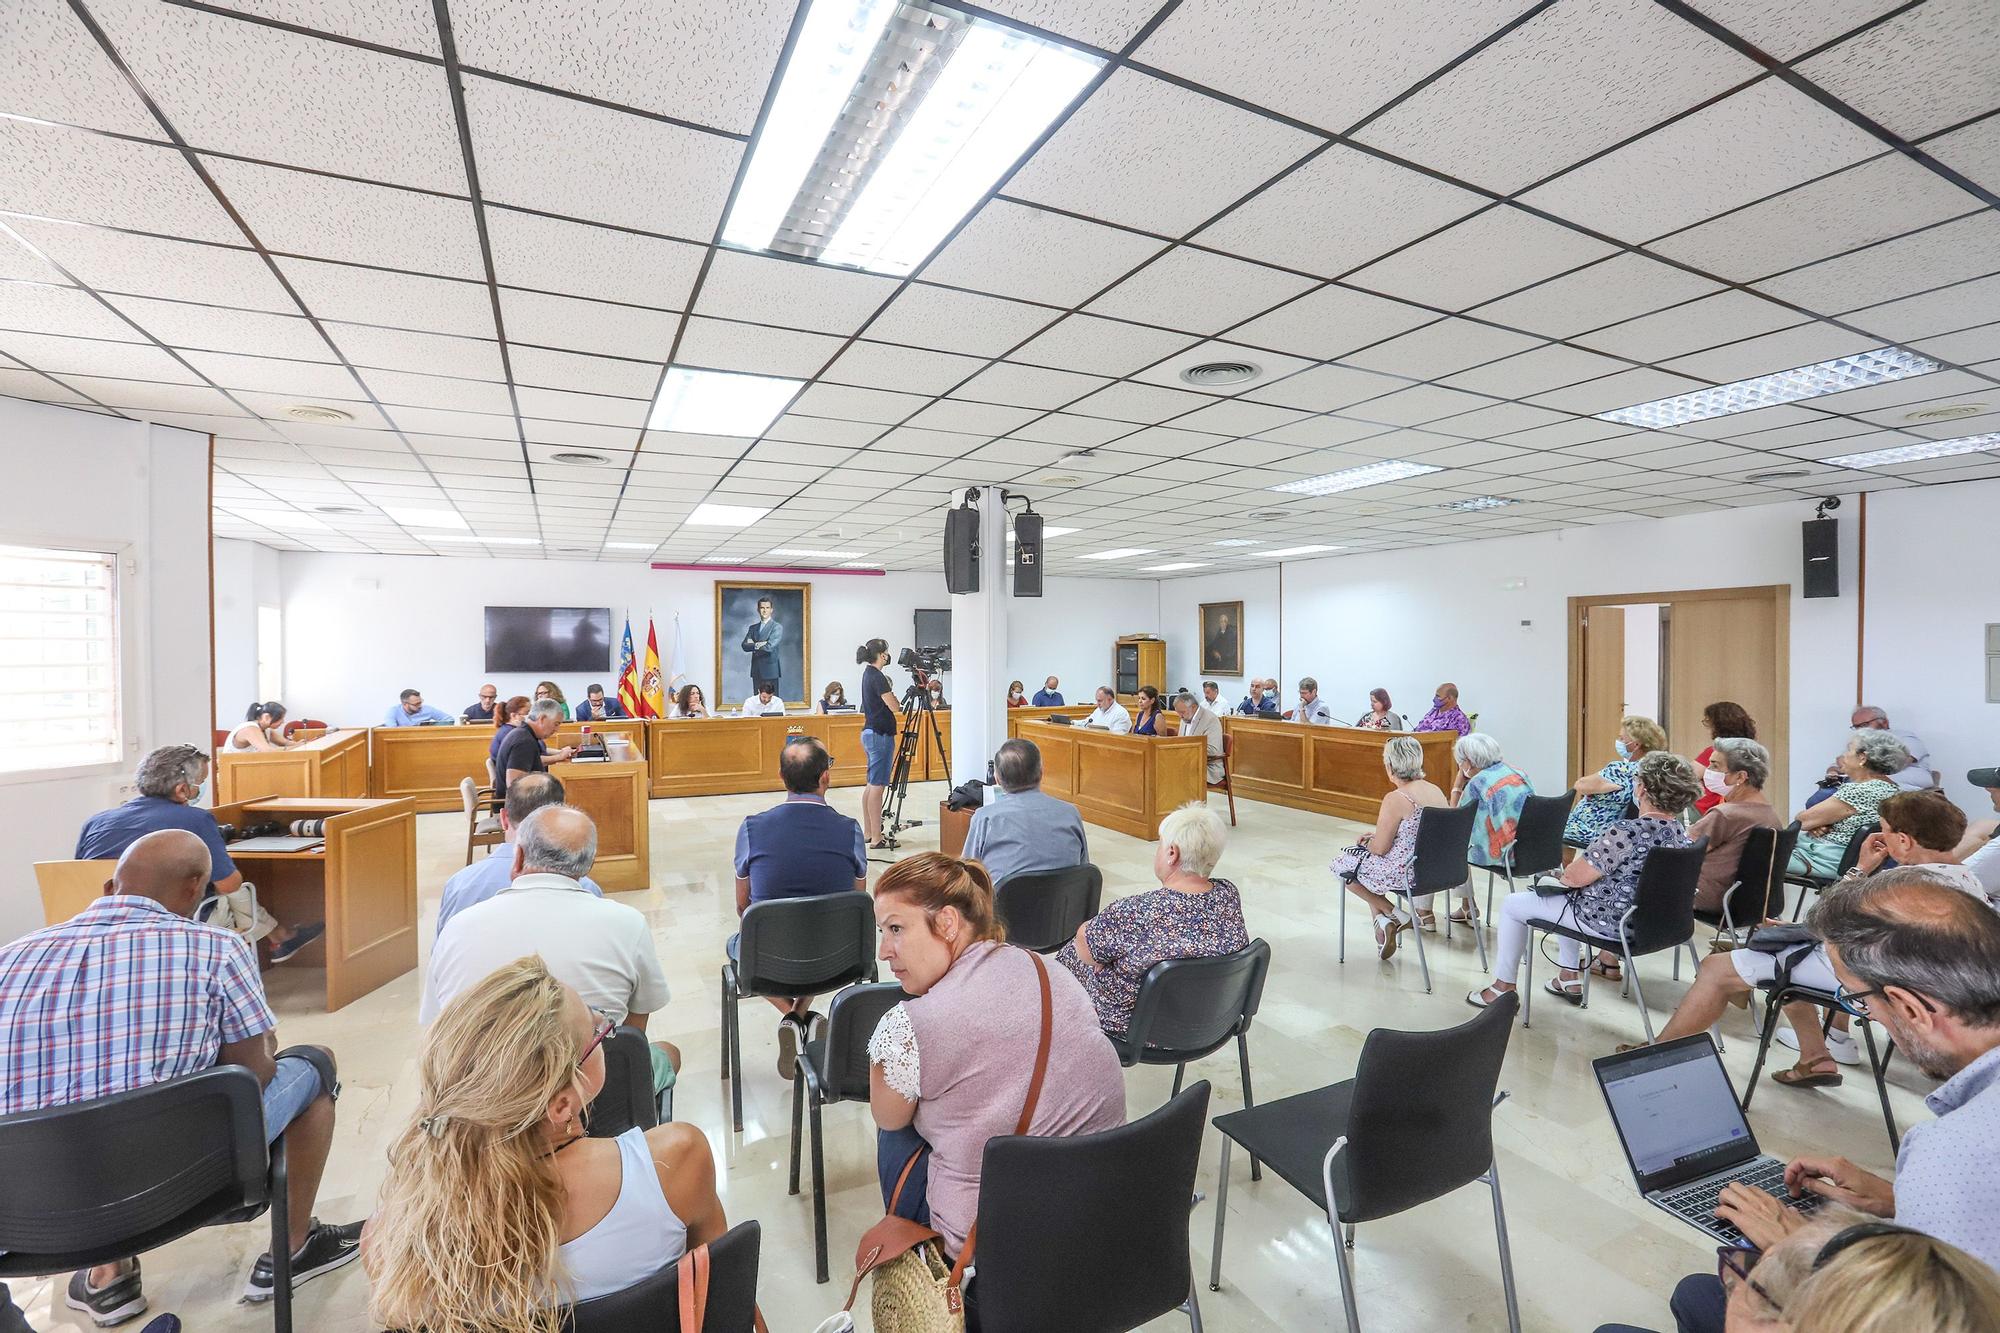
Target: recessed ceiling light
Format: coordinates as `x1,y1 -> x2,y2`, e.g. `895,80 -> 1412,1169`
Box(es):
1179,361 -> 1260,387
1595,347 -> 1939,429
721,1 -> 1103,277
768,547 -> 867,559
1007,525 -> 1078,540
1905,403 -> 1988,422
697,555 -> 748,563
1269,461 -> 1443,497
1259,544 -> 1344,558
1037,474 -> 1084,486
312,504 -> 364,515
1824,432 -> 2000,470
1212,538 -> 1261,547
283,404 -> 353,423
383,505 -> 468,530
648,367 -> 801,436
1141,561 -> 1211,571
1743,468 -> 1811,483
554,545 -> 592,553
1077,547 -> 1156,560
1439,496 -> 1518,511
425,534 -> 540,545
550,451 -> 612,466
687,502 -> 771,528
605,541 -> 657,550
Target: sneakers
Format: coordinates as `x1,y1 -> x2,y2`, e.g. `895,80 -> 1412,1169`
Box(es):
268,921 -> 326,963
1778,1024 -> 1862,1066
66,1261 -> 146,1327
777,1014 -> 803,1081
241,1218 -> 363,1302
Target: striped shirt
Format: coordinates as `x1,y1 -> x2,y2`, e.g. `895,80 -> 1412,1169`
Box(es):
0,895 -> 274,1116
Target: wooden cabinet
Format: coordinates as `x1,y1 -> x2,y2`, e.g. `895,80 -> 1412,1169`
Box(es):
1115,635 -> 1166,701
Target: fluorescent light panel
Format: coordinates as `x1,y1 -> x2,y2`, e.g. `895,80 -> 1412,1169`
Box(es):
1077,547 -> 1155,560
1212,539 -> 1260,547
605,541 -> 657,550
1142,562 -> 1210,571
1260,544 -> 1343,558
1440,496 -> 1517,511
686,502 -> 771,528
1269,460 -> 1442,497
425,534 -> 540,545
698,555 -> 748,563
1596,347 -> 1939,428
767,547 -> 867,559
721,0 -> 1103,277
648,367 -> 801,436
1824,431 -> 2000,469
1007,525 -> 1077,540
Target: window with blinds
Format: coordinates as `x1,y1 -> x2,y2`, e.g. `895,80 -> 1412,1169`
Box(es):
0,544 -> 121,773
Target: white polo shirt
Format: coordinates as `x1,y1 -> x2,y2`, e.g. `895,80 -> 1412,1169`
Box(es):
740,694 -> 787,716
420,872 -> 669,1026
1086,700 -> 1132,734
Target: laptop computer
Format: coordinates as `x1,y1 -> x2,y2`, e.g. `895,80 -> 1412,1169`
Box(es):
1593,1035 -> 1822,1244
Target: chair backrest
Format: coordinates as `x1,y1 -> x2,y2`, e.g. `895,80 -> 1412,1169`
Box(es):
586,1027 -> 660,1140
0,1066 -> 270,1273
736,891 -> 877,997
459,776 -> 479,817
972,1083 -> 1211,1333
804,982 -> 900,1103
1336,994 -> 1518,1225
1622,799 -> 1641,822
994,863 -> 1103,952
1625,837 -> 1709,954
1836,822 -> 1872,875
1411,802 -> 1478,894
566,1219 -> 761,1333
32,861 -> 114,926
1726,822 -> 1800,922
1117,938 -> 1272,1065
1510,792 -> 1575,879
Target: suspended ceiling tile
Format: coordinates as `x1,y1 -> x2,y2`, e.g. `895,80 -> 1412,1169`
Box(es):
1346,205 -> 1618,311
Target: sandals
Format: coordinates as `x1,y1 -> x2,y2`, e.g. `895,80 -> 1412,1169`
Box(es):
1413,910 -> 1438,933
1588,957 -> 1623,982
1773,1054 -> 1844,1088
1465,985 -> 1510,1010
1373,913 -> 1401,961
1448,905 -> 1478,925
1544,975 -> 1584,1005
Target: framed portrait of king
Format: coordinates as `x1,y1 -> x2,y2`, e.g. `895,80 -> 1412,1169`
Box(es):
715,581 -> 811,710
1199,600 -> 1244,677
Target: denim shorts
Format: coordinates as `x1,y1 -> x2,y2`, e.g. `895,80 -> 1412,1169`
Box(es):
862,726 -> 893,785
260,1053 -> 324,1145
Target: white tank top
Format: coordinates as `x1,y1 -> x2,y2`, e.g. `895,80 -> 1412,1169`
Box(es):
557,1127 -> 688,1302
227,723 -> 264,751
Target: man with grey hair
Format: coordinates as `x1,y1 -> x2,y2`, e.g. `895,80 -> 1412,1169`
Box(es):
434,772 -> 602,939
421,805 -> 676,1092
1291,676 -> 1336,726
963,738 -> 1088,887
495,697 -> 574,799
76,743 -> 322,961
1815,704 -> 1936,794
1174,689 -> 1226,785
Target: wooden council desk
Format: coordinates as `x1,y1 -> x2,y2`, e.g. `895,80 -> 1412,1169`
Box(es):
545,758 -> 650,891
215,729 -> 369,805
645,710 -> 951,798
1005,718 -> 1206,840
210,796 -> 417,1011
1222,716 -> 1459,822
369,721 -> 648,812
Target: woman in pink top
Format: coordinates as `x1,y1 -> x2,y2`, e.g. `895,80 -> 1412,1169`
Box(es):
867,853 -> 1126,1265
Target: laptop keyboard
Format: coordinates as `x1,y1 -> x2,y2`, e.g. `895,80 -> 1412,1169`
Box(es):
1661,1160 -> 1821,1241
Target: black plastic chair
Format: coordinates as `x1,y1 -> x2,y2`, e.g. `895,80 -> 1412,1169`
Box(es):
0,1066 -> 297,1331
1105,940 -> 1272,1182
1209,996 -> 1522,1333
587,1026 -> 666,1139
993,863 -> 1103,952
1479,791 -> 1575,922
1337,802 -> 1479,991
1687,823 -> 1800,958
972,1083 -> 1212,1333
1524,838 -> 1708,1042
565,1219 -> 760,1332
1786,823 -> 1871,920
794,982 -> 905,1283
720,892 -> 877,1132
1741,978 -> 1900,1156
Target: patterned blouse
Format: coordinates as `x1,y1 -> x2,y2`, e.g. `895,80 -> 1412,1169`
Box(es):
1575,817 -> 1691,936
1056,879 -> 1248,1034
1462,763 -> 1534,868
1811,778 -> 1899,848
1565,759 -> 1638,845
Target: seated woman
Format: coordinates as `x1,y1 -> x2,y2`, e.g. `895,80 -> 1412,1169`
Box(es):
1693,700 -> 1757,815
1470,750 -> 1701,1010
1564,715 -> 1665,850
1446,731 -> 1533,925
818,680 -> 848,712
487,695 -> 531,773
534,680 -> 571,721
1129,684 -> 1165,736
1058,802 -> 1247,1033
1006,680 -> 1028,708
867,853 -> 1125,1274
1354,687 -> 1402,730
1333,736 -> 1448,956
1792,729 -> 1908,877
228,701 -> 295,751
1687,737 -> 1782,916
366,957 -> 726,1331
926,678 -> 947,709
671,683 -> 709,719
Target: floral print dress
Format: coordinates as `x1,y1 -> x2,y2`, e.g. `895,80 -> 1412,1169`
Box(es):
1332,793 -> 1423,896
1056,879 -> 1248,1033
1564,759 -> 1638,846
1573,817 -> 1692,936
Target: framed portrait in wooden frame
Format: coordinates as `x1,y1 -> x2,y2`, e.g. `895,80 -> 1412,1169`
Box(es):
1199,600 -> 1244,677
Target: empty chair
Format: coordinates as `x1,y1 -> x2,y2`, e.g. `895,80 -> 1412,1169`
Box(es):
793,981 -> 905,1283
720,893 -> 876,1132
565,1219 -> 761,1333
586,1026 -> 666,1139
31,859 -> 114,926
1338,802 -> 1480,992
971,1082 -> 1212,1333
1209,996 -> 1522,1332
1478,791 -> 1574,923
994,863 -> 1103,952
460,776 -> 501,863
0,1066 -> 298,1331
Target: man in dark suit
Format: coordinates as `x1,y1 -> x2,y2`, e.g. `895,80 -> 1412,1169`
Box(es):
575,683 -> 627,721
741,595 -> 784,693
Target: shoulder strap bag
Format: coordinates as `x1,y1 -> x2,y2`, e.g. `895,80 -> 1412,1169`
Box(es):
675,1239 -> 769,1333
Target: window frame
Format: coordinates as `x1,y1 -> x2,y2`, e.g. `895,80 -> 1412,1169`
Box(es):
0,538 -> 134,788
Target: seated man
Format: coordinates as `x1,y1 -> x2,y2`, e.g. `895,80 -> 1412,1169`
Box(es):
1201,681 -> 1221,709
1959,764 -> 1999,896
731,736 -> 868,1078
1032,675 -> 1064,707
1173,690 -> 1226,785
574,682 -> 627,721
0,831 -> 360,1322
435,772 -> 601,939
495,698 -> 573,802
1085,685 -> 1132,733
423,805 -> 677,1095
461,683 -> 499,723
1235,678 -> 1278,715
383,687 -> 455,726
963,738 -> 1088,887
1291,676 -> 1337,726
1813,705 -> 1935,795
1414,682 -> 1471,735
740,683 -> 787,716
77,744 -> 322,962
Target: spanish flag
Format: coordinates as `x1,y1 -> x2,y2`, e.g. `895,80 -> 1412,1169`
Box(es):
641,617 -> 667,719
616,617 -> 642,718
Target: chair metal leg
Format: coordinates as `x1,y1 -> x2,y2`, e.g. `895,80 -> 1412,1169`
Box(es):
1741,990 -> 1785,1112
1472,897 -> 1489,972
1330,1213 -> 1362,1333
1484,1159 -> 1523,1333
269,1131 -> 292,1333
1407,898 -> 1433,993
1236,1032 -> 1262,1182
810,1093 -> 829,1285
1209,1139 -> 1231,1292
726,976 -> 744,1133
718,967 -> 730,1079
1857,1020 -> 1900,1152
1183,1278 -> 1204,1333
788,1071 -> 804,1195
1625,945 -> 1655,1044
1338,887 -> 1347,964
1522,931 -> 1535,1029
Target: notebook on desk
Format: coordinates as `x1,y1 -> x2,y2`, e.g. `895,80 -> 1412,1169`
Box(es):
228,836 -> 326,853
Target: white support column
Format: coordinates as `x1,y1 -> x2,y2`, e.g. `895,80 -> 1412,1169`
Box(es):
949,486 -> 1010,786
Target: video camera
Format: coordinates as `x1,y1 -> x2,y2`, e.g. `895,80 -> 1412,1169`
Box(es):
898,644 -> 951,680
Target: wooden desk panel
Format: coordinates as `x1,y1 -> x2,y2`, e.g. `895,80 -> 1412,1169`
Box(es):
1222,718 -> 1458,821
1006,720 -> 1206,840
646,711 -> 944,797
784,712 -> 869,786
368,726 -> 496,812
553,720 -> 647,758
548,759 -> 650,892
215,729 -> 369,805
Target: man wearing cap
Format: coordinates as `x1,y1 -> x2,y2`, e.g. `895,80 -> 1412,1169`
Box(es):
1961,765 -> 2000,898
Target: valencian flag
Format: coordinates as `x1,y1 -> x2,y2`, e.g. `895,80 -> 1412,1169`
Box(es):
641,616 -> 667,719
616,617 -> 642,718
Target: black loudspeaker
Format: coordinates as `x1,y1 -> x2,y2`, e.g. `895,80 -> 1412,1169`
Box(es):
1013,512 -> 1043,598
1802,517 -> 1839,598
944,506 -> 979,594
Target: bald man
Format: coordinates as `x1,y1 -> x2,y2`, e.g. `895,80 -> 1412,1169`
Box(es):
1415,682 -> 1471,736
0,831 -> 361,1321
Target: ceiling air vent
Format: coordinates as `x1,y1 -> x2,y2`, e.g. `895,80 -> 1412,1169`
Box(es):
1180,361 -> 1260,387
313,505 -> 363,515
1744,468 -> 1811,483
1038,473 -> 1083,485
1246,509 -> 1290,521
1905,403 -> 1987,423
550,451 -> 611,466
283,404 -> 353,423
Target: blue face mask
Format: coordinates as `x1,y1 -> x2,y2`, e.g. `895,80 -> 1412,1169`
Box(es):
1614,738 -> 1632,761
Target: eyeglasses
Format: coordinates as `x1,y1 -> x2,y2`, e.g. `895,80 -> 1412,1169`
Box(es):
1716,1245 -> 1784,1313
1834,978 -> 1935,1018
577,1013 -> 617,1067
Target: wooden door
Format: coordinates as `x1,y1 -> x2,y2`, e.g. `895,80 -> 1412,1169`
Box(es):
1667,595 -> 1786,800
1580,605 -> 1626,775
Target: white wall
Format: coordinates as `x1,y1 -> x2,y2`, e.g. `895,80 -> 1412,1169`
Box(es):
1157,564 -> 1281,701
0,396 -> 212,943
212,537 -> 280,722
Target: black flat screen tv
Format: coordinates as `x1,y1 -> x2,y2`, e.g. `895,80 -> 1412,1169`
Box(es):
484,606 -> 613,673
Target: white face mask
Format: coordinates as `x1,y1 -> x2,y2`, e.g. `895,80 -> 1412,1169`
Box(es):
1702,767 -> 1731,796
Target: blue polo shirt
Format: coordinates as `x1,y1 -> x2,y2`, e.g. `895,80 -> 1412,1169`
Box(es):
733,794 -> 867,903
76,796 -> 237,881
1032,689 -> 1064,706
383,702 -> 456,726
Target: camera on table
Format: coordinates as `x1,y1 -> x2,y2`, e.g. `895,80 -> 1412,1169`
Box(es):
898,644 -> 951,678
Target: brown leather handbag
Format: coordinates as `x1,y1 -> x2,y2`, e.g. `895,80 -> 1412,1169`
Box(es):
676,1240 -> 768,1333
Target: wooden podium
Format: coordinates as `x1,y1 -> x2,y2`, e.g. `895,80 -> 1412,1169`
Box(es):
1005,718 -> 1205,840
547,758 -> 651,891
215,729 -> 369,804
1222,717 -> 1459,822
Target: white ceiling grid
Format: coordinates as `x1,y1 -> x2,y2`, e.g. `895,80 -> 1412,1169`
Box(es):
0,0 -> 1988,575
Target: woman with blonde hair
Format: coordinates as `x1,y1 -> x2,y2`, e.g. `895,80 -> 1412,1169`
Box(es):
534,680 -> 570,721
1332,735 -> 1449,955
1564,715 -> 1667,851
366,957 -> 726,1332
1789,1223 -> 2000,1332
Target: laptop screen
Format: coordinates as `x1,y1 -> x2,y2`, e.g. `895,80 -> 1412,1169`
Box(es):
1595,1036 -> 1760,1192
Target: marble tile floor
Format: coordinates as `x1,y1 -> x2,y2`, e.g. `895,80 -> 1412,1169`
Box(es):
12,783 -> 1934,1332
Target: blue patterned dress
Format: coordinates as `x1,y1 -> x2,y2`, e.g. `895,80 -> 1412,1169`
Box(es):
1564,759 -> 1638,846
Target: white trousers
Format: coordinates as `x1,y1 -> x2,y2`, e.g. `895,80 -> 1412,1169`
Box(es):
1492,890 -> 1588,983
196,883 -> 278,943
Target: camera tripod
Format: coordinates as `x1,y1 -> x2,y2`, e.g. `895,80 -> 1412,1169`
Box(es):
878,677 -> 950,850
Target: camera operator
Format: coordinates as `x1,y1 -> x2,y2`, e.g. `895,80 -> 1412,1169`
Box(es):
857,638 -> 897,849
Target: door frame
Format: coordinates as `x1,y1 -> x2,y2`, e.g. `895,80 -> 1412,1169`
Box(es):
1566,584 -> 1790,795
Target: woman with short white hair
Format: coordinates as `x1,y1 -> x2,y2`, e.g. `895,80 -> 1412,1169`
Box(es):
1057,802 -> 1248,1034
1332,737 -> 1449,956
1791,730 -> 1910,877
1446,732 -> 1535,925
